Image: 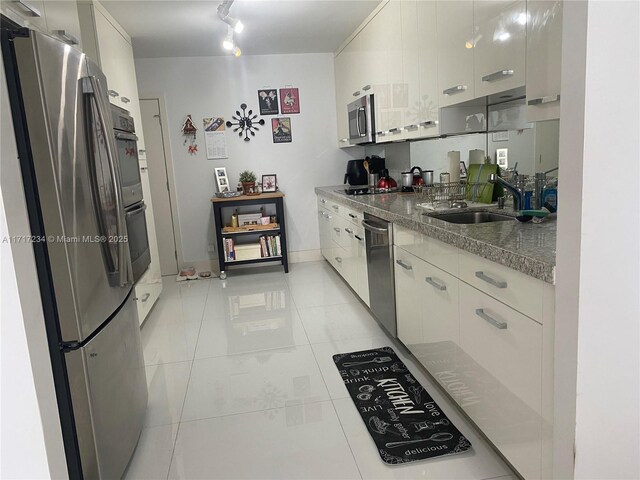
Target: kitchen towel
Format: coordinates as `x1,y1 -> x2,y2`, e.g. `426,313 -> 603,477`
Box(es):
333,346 -> 472,464
469,149 -> 485,165
448,151 -> 461,183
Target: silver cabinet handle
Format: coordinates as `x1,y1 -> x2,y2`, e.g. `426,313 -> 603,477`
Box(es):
141,293 -> 151,302
376,131 -> 386,136
320,199 -> 326,204
339,138 -> 349,143
345,227 -> 353,234
475,271 -> 507,288
348,213 -> 357,219
140,166 -> 148,172
353,90 -> 361,97
107,89 -> 119,97
361,220 -> 388,234
476,308 -> 507,329
425,277 -> 446,291
362,85 -> 372,91
332,205 -> 339,211
420,120 -> 438,127
333,227 -> 341,233
395,259 -> 412,270
121,96 -> 131,103
335,257 -> 343,263
389,128 -> 401,135
443,85 -> 467,95
115,131 -> 138,141
138,149 -> 146,155
404,124 -> 419,131
354,235 -> 363,241
528,94 -> 560,106
53,30 -> 79,45
482,70 -> 514,82
14,0 -> 41,16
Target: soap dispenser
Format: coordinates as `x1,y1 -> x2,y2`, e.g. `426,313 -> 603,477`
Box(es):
542,180 -> 558,210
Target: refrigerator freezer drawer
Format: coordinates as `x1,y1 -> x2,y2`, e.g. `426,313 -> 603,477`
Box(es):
66,293 -> 147,479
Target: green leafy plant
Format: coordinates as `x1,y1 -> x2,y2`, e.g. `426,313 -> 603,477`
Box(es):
239,170 -> 257,183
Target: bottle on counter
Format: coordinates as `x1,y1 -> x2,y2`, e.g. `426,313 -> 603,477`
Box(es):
542,179 -> 558,210
230,209 -> 239,228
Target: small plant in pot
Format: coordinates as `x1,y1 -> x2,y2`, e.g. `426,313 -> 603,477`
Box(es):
239,170 -> 257,195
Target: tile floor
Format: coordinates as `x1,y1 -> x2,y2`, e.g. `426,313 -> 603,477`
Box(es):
124,261 -> 515,480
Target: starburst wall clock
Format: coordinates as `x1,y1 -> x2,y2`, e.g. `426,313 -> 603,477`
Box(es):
226,103 -> 265,142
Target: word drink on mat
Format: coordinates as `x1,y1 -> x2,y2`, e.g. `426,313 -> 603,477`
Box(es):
333,346 -> 472,464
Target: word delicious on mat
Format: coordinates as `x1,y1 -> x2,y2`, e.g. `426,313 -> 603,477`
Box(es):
333,346 -> 472,464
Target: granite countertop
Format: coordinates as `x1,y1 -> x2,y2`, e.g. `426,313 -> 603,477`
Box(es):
315,186 -> 556,284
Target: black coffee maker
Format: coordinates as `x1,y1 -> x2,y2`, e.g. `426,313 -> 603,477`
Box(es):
344,159 -> 367,185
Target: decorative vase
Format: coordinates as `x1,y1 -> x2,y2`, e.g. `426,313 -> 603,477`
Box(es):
242,182 -> 255,194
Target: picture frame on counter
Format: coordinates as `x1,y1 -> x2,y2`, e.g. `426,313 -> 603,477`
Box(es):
460,161 -> 468,179
215,167 -> 230,192
262,174 -> 277,192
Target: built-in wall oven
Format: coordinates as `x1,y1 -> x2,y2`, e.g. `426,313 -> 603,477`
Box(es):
111,104 -> 150,283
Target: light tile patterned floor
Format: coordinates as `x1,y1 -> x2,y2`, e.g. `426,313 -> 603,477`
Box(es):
124,262 -> 514,480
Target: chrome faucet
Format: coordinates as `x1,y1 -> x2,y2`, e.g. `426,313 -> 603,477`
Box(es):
488,173 -> 523,212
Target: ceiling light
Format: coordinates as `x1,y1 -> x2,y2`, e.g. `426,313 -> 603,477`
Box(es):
222,27 -> 234,50
227,16 -> 244,33
232,46 -> 241,57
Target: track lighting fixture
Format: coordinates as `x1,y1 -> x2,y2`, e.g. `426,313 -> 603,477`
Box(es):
222,25 -> 234,50
217,0 -> 244,56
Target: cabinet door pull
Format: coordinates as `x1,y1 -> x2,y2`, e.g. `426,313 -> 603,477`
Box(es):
475,308 -> 507,329
339,138 -> 349,143
15,0 -> 41,16
121,96 -> 131,104
335,257 -> 343,263
53,30 -> 79,45
332,205 -> 339,211
425,276 -> 446,291
528,94 -> 560,106
320,199 -> 326,204
354,235 -> 363,241
141,293 -> 151,303
140,166 -> 148,172
404,124 -> 419,131
333,227 -> 341,233
389,128 -> 401,135
344,227 -> 353,234
362,84 -> 372,91
138,149 -> 146,155
443,85 -> 467,96
475,271 -> 507,288
395,259 -> 412,270
348,213 -> 357,219
107,89 -> 119,98
482,70 -> 514,82
419,120 -> 438,127
353,90 -> 361,97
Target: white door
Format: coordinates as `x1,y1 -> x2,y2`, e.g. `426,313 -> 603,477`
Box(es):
140,98 -> 179,275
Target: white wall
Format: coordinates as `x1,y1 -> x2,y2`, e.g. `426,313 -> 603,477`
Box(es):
556,1 -> 640,478
135,53 -> 362,267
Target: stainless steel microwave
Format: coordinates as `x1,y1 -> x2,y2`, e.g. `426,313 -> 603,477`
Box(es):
347,94 -> 375,145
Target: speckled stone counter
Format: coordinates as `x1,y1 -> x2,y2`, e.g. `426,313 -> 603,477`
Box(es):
315,186 -> 556,284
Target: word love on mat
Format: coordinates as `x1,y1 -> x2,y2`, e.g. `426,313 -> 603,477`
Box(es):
333,346 -> 472,464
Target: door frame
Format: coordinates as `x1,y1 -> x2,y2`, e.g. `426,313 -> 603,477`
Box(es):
140,94 -> 184,273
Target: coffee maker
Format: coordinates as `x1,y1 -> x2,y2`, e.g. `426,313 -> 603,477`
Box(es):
344,156 -> 386,186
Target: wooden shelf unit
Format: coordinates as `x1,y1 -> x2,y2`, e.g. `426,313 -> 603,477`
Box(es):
211,192 -> 289,277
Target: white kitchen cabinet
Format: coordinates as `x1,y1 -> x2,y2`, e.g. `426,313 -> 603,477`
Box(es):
526,0 -> 563,121
41,1 -> 82,48
436,0 -> 475,107
422,261 -> 459,346
416,0 -> 440,139
1,0 -> 48,31
317,206 -> 332,261
398,0 -> 421,141
459,281 -> 542,479
334,50 -> 351,147
474,0 -> 527,97
394,246 -> 423,349
380,0 -> 403,139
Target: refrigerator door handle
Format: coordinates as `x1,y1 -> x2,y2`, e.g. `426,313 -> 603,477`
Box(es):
83,76 -> 130,287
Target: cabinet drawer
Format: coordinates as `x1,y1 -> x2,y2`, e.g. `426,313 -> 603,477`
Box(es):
326,200 -> 342,217
329,215 -> 351,249
393,247 -> 424,348
422,261 -> 459,347
393,224 -> 458,275
459,250 -> 543,322
459,282 -> 542,479
343,206 -> 363,226
317,196 -> 329,209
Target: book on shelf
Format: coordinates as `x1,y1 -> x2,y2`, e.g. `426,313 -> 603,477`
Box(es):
224,238 -> 235,261
259,234 -> 282,258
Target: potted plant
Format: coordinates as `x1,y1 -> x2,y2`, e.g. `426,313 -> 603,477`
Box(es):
239,170 -> 257,194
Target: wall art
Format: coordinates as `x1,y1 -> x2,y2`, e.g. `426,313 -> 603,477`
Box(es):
279,87 -> 300,114
214,167 -> 230,193
262,174 -> 277,193
257,89 -> 279,115
225,104 -> 266,142
181,114 -> 198,154
203,117 -> 228,159
271,117 -> 292,144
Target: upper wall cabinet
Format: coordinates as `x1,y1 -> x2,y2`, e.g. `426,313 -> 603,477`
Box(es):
436,1 -> 475,107
1,0 -> 48,31
526,0 -> 563,122
42,1 -> 82,48
473,0 -> 527,97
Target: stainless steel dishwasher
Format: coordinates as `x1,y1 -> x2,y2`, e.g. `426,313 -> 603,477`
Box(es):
362,213 -> 397,337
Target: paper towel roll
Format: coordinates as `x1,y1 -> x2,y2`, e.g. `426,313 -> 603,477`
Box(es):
469,149 -> 485,165
448,151 -> 460,183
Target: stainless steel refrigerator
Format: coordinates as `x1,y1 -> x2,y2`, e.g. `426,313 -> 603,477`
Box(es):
1,27 -> 147,479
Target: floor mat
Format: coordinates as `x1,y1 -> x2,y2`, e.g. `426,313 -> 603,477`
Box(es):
333,346 -> 472,464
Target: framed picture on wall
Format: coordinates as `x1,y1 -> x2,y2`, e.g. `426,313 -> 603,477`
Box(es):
262,174 -> 277,192
258,89 -> 279,115
279,88 -> 300,114
215,167 -> 230,192
271,117 -> 292,143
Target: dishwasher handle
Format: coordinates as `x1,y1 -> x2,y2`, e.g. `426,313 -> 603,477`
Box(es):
361,220 -> 389,234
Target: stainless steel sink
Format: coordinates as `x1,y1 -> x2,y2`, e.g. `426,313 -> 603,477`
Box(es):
427,211 -> 515,224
